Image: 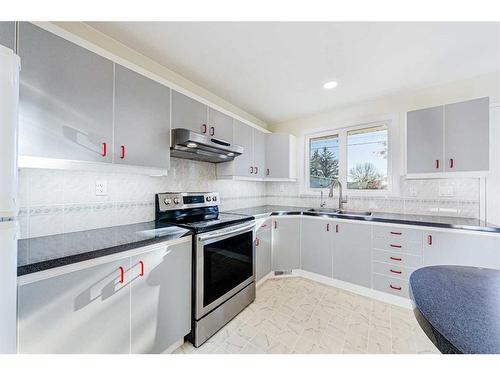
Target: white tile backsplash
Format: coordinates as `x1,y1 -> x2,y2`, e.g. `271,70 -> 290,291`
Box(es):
19,158 -> 481,239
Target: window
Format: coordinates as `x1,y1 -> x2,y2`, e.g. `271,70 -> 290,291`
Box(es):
309,134 -> 339,188
306,121 -> 390,193
347,125 -> 388,190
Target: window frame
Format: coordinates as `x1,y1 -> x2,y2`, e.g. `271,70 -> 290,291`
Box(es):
303,117 -> 396,197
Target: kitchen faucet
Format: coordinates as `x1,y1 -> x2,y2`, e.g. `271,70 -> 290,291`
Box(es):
328,179 -> 348,211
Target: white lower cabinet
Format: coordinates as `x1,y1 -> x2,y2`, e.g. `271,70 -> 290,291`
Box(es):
18,239 -> 192,354
300,217 -> 333,277
256,226 -> 272,282
332,221 -> 372,288
272,217 -> 301,271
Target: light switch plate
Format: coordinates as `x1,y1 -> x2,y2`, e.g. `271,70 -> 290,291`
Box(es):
95,180 -> 108,196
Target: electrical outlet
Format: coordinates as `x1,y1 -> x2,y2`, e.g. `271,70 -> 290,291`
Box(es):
279,184 -> 285,193
408,186 -> 418,197
95,180 -> 108,196
439,185 -> 455,197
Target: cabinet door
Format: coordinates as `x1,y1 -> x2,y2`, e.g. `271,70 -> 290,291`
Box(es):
208,107 -> 233,142
18,258 -> 130,353
233,119 -> 254,177
444,97 -> 489,172
253,129 -> 266,178
114,65 -> 171,169
171,90 -> 208,134
266,133 -> 290,178
300,218 -> 333,277
423,230 -> 500,269
130,241 -> 192,354
18,23 -> 113,162
0,21 -> 15,50
332,222 -> 371,287
256,228 -> 272,282
406,105 -> 444,173
272,218 -> 301,271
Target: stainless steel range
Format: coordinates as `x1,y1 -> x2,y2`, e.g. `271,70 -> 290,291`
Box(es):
155,192 -> 256,347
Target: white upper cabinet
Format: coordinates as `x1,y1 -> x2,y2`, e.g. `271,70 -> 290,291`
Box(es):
253,128 -> 266,178
444,97 -> 489,172
18,22 -> 114,163
265,133 -> 297,179
114,65 -> 171,169
208,107 -> 234,142
0,22 -> 15,50
406,97 -> 489,175
171,90 -> 208,135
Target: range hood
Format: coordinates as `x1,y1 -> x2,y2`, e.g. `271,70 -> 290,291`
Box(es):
170,128 -> 244,163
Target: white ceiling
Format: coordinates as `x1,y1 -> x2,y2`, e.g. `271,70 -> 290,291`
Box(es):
88,22 -> 500,124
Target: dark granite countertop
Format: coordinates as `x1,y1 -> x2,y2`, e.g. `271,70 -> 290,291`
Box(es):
409,266 -> 500,354
18,222 -> 192,276
225,205 -> 500,233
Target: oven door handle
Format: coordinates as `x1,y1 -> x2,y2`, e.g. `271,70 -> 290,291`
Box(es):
197,222 -> 256,242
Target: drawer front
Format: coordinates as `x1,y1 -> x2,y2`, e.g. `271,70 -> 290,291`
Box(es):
257,220 -> 272,234
373,225 -> 422,243
373,274 -> 409,298
372,249 -> 423,268
372,237 -> 422,256
372,261 -> 415,281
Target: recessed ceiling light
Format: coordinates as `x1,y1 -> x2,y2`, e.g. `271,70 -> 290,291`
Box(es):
323,81 -> 338,90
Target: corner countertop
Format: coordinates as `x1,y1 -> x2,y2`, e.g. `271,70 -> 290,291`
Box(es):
18,222 -> 192,276
225,205 -> 500,233
409,266 -> 500,354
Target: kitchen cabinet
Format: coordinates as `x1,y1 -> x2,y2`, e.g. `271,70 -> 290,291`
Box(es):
18,258 -> 131,354
272,217 -> 301,271
171,90 -> 208,134
0,22 -> 15,50
18,22 -> 114,163
300,217 -> 333,277
114,65 -> 171,169
253,128 -> 266,178
208,107 -> 234,142
423,230 -> 500,269
444,97 -> 489,172
406,97 -> 489,175
18,238 -> 192,354
130,241 -> 191,354
265,133 -> 297,179
256,225 -> 272,282
406,106 -> 444,174
332,221 -> 371,287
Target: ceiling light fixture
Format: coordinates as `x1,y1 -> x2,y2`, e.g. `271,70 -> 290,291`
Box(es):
323,81 -> 338,90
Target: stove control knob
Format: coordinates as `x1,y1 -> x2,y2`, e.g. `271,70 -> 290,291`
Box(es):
173,198 -> 180,204
206,196 -> 212,202
212,196 -> 217,202
164,198 -> 172,205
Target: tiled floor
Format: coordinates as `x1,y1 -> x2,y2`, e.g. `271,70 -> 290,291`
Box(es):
173,276 -> 440,354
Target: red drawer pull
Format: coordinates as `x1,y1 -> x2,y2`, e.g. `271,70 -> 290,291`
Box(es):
326,223 -> 330,232
435,159 -> 440,169
119,266 -> 124,284
256,238 -> 260,246
390,231 -> 402,235
266,168 -> 270,176
201,124 -> 207,134
427,235 -> 433,245
390,256 -> 402,261
274,221 -> 277,229
390,244 -> 402,248
449,158 -> 454,169
120,145 -> 126,159
254,166 -> 258,174
389,284 -> 402,291
209,126 -> 215,136
335,224 -> 339,233
250,166 -> 254,174
390,269 -> 402,274
102,142 -> 107,157
139,261 -> 144,277
261,224 -> 267,228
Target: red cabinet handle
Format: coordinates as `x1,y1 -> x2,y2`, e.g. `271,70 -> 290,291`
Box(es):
120,145 -> 126,159
266,168 -> 270,176
427,235 -> 433,245
261,224 -> 268,228
255,166 -> 259,174
250,166 -> 254,174
209,127 -> 215,136
390,269 -> 402,274
449,159 -> 454,169
201,124 -> 207,134
274,221 -> 277,229
119,266 -> 124,284
390,231 -> 402,235
390,244 -> 402,248
389,284 -> 402,291
390,256 -> 402,261
256,238 -> 260,246
326,223 -> 330,232
102,142 -> 107,157
139,261 -> 144,277
435,160 -> 440,169
335,224 -> 339,233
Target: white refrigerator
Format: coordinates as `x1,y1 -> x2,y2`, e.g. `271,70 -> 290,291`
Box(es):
0,45 -> 20,354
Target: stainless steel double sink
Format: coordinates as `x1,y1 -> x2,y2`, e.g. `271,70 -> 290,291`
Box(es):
307,208 -> 373,217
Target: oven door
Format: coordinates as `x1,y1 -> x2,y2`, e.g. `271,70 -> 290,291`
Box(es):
195,221 -> 255,319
